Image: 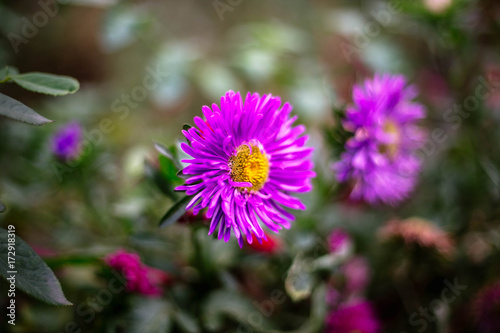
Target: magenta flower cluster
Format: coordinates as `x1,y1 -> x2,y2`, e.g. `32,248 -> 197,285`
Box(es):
473,281 -> 500,332
325,301 -> 380,333
325,229 -> 380,333
105,250 -> 168,297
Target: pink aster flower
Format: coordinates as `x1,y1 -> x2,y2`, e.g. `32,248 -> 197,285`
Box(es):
343,256 -> 371,294
325,300 -> 381,333
105,249 -> 169,297
176,91 -> 315,247
378,218 -> 455,258
334,74 -> 426,205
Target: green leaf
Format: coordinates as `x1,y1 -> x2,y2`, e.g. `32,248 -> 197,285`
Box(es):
202,290 -> 271,331
173,311 -> 200,333
0,199 -> 5,213
285,253 -> 313,302
144,159 -> 177,201
0,93 -> 53,126
154,141 -> 181,169
154,141 -> 174,159
127,297 -> 172,333
0,227 -> 72,306
311,253 -> 348,271
159,155 -> 182,183
159,195 -> 191,228
310,284 -> 328,329
11,72 -> 80,96
183,124 -> 193,131
176,168 -> 190,179
273,284 -> 328,333
311,242 -> 352,271
0,66 -> 19,82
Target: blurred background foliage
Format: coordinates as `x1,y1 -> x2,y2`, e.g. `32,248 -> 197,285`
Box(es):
0,0 -> 500,332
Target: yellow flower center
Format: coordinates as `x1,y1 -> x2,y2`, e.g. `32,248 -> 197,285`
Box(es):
378,120 -> 400,158
230,144 -> 270,191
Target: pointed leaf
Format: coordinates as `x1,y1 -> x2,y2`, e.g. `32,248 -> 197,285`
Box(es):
0,227 -> 72,306
159,155 -> 182,183
173,311 -> 200,333
310,284 -> 328,328
202,290 -> 270,331
159,195 -> 191,228
11,72 -> 80,96
127,298 -> 172,333
0,93 -> 53,125
154,141 -> 181,169
311,242 -> 352,271
176,168 -> 190,179
0,66 -> 19,82
154,141 -> 174,159
285,253 -> 313,302
144,159 -> 177,200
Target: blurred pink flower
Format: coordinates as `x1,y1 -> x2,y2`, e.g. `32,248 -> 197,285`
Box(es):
378,217 -> 455,257
327,228 -> 351,254
105,249 -> 170,297
343,256 -> 371,294
424,0 -> 452,13
325,300 -> 381,333
325,287 -> 342,307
